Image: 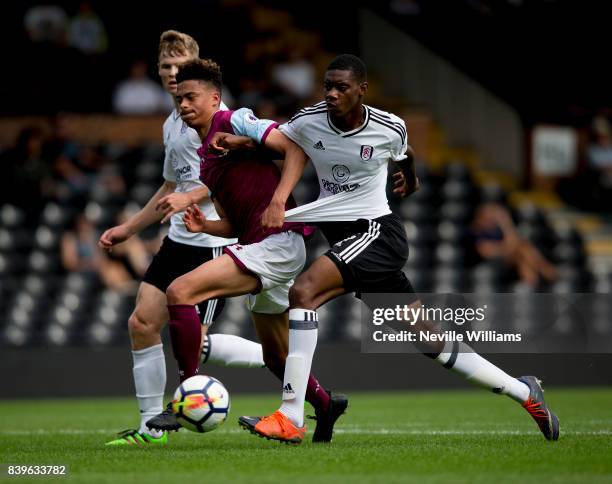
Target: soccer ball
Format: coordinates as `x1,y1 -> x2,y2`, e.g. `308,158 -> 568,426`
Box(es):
171,375 -> 230,433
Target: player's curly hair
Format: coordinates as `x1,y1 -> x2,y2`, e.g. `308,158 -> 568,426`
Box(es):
176,59 -> 223,92
327,54 -> 367,82
158,30 -> 199,59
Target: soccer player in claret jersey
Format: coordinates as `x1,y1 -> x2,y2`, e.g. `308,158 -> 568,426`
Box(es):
101,31 -> 266,446
212,54 -> 559,443
161,58 -> 345,444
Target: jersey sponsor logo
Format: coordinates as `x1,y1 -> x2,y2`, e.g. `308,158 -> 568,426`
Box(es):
332,164 -> 351,183
360,145 -> 374,161
176,165 -> 192,176
321,178 -> 360,195
313,140 -> 326,150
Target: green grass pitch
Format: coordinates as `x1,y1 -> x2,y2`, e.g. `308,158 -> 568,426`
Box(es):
1,388 -> 611,483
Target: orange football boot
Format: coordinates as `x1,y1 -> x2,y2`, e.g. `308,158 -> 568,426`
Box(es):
239,410 -> 306,444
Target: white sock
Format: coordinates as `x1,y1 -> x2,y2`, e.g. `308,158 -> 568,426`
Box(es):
132,343 -> 165,437
278,309 -> 318,427
436,340 -> 530,403
201,334 -> 265,368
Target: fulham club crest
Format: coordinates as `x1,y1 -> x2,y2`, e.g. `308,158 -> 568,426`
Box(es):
360,145 -> 374,161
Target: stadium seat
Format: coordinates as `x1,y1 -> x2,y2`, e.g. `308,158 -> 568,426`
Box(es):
130,183 -> 158,207
85,201 -> 119,228
479,183 -> 508,205
407,182 -> 434,204
0,204 -> 26,228
0,252 -> 27,276
135,160 -> 162,183
439,202 -> 473,224
441,180 -> 474,204
405,246 -> 435,269
435,242 -> 467,267
40,203 -> 73,229
34,225 -> 61,252
553,242 -> 586,267
405,221 -> 438,247
142,143 -> 165,164
434,266 -> 468,292
444,162 -> 472,182
62,272 -> 102,297
517,221 -> 556,252
437,220 -> 468,244
401,201 -> 439,225
405,269 -> 433,292
27,250 -> 62,274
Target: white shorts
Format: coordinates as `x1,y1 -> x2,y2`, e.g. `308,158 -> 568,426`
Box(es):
224,231 -> 306,314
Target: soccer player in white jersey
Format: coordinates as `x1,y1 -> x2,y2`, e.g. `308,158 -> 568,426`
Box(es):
213,54 -> 559,444
100,31 -> 265,446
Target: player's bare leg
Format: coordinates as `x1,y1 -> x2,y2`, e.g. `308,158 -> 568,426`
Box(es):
106,283 -> 170,445
240,256 -> 349,443
392,298 -> 558,440
165,254 -> 259,382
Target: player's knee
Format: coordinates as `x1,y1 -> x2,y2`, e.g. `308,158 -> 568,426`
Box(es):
166,279 -> 190,305
128,312 -> 151,338
288,280 -> 315,309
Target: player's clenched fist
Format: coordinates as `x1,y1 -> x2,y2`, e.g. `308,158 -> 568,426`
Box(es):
183,204 -> 207,233
208,132 -> 256,154
98,224 -> 132,250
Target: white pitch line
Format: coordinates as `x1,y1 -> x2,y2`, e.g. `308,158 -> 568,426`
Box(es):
1,428 -> 611,436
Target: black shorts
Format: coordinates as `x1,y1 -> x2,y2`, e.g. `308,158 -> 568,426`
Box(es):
319,213 -> 415,296
143,236 -> 226,325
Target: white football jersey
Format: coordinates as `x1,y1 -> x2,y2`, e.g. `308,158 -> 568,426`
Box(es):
162,103 -> 237,247
280,102 -> 408,222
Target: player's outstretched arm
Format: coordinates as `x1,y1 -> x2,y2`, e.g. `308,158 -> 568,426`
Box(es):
261,129 -> 308,228
98,180 -> 176,250
208,132 -> 257,154
156,184 -> 211,224
183,202 -> 236,238
393,146 -> 420,198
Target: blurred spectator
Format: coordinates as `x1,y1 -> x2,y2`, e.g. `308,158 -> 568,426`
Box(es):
112,60 -> 173,115
21,6 -> 84,112
44,114 -> 93,203
68,1 -> 108,55
237,76 -> 267,110
586,115 -> 612,174
61,212 -> 149,294
271,52 -> 316,101
90,162 -> 127,206
585,115 -> 612,203
98,210 -> 150,294
561,114 -> 612,211
61,213 -> 102,275
24,4 -> 68,43
470,202 -> 558,287
0,126 -> 55,224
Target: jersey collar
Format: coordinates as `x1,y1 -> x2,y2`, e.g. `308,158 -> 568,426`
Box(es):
327,105 -> 370,138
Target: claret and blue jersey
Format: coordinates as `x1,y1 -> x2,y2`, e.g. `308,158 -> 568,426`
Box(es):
196,108 -> 308,245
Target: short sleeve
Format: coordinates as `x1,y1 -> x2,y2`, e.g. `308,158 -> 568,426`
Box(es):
230,108 -> 278,144
162,119 -> 176,181
388,114 -> 408,162
278,119 -> 304,149
162,147 -> 176,182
